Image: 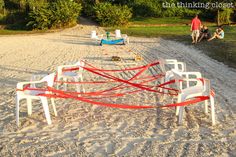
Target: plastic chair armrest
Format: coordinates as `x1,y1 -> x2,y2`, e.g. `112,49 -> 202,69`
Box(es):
165,59 -> 178,64
179,72 -> 202,78
17,80 -> 45,90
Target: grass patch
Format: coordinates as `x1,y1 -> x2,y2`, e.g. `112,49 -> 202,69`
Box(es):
131,17 -> 215,26
108,26 -> 189,38
0,29 -> 49,35
131,17 -> 190,25
107,25 -> 236,68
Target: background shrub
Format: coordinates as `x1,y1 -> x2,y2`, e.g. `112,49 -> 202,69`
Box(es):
94,2 -> 132,27
27,0 -> 82,30
0,0 -> 4,11
131,0 -> 162,17
81,0 -> 95,17
27,5 -> 52,30
130,0 -> 199,17
219,8 -> 234,25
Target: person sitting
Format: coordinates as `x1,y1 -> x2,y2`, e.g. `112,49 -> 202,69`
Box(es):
198,25 -> 211,42
208,26 -> 224,41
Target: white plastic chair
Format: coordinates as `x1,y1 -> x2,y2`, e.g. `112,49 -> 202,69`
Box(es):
91,30 -> 103,44
115,29 -> 129,44
16,73 -> 57,126
115,29 -> 122,38
57,61 -> 85,93
158,59 -> 186,98
172,69 -> 216,125
159,58 -> 186,76
30,74 -> 48,87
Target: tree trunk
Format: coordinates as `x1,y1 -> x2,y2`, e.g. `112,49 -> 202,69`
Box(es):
217,9 -> 220,26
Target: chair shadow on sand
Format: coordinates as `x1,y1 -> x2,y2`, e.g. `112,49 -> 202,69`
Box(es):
51,38 -> 98,46
60,34 -> 89,39
0,65 -> 49,87
84,56 -> 135,63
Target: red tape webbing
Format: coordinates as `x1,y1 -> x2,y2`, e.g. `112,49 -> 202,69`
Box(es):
56,60 -> 179,95
17,85 -> 212,109
16,61 -> 215,110
82,60 -> 160,72
35,86 -> 210,109
64,62 -> 178,95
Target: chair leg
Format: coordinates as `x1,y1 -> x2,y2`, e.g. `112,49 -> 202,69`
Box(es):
40,97 -> 52,125
177,96 -> 185,125
204,100 -> 209,114
63,78 -> 67,91
51,98 -> 57,117
80,76 -> 85,93
27,99 -> 32,116
176,95 -> 181,116
56,77 -> 61,89
16,96 -> 20,126
210,96 -> 216,126
74,77 -> 80,93
159,77 -> 165,101
159,77 -> 164,93
56,81 -> 59,89
178,106 -> 184,125
163,75 -> 171,100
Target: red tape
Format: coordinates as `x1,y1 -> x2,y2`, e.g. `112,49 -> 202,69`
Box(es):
16,61 -> 215,110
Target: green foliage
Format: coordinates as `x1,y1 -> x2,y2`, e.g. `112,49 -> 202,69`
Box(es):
80,0 -> 107,17
107,26 -> 189,37
94,2 -> 132,27
131,0 -> 162,17
81,0 -> 95,17
27,0 -> 48,11
0,0 -> 4,10
50,0 -> 82,27
110,0 -> 199,17
27,5 -> 52,30
27,0 -> 82,30
219,8 -> 234,24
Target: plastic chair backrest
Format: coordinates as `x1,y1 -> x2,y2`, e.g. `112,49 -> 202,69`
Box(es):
165,59 -> 178,71
159,58 -> 183,73
17,73 -> 55,96
41,73 -> 55,87
172,70 -> 202,90
202,78 -> 211,95
75,60 -> 84,73
182,72 -> 202,88
158,58 -> 167,73
58,61 -> 84,77
91,30 -> 97,39
171,69 -> 183,90
177,62 -> 186,72
115,29 -> 121,38
30,74 -> 47,88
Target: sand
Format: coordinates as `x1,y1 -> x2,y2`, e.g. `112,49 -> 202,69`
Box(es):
0,24 -> 235,156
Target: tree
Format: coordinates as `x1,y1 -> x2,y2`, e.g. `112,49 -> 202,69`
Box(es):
0,0 -> 5,14
199,0 -> 234,25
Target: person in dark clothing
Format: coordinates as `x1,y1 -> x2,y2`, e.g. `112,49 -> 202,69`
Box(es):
198,25 -> 211,42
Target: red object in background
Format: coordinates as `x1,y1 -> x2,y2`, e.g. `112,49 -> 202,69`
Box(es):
191,17 -> 201,31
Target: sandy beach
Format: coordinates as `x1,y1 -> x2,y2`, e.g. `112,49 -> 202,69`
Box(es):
0,24 -> 236,156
